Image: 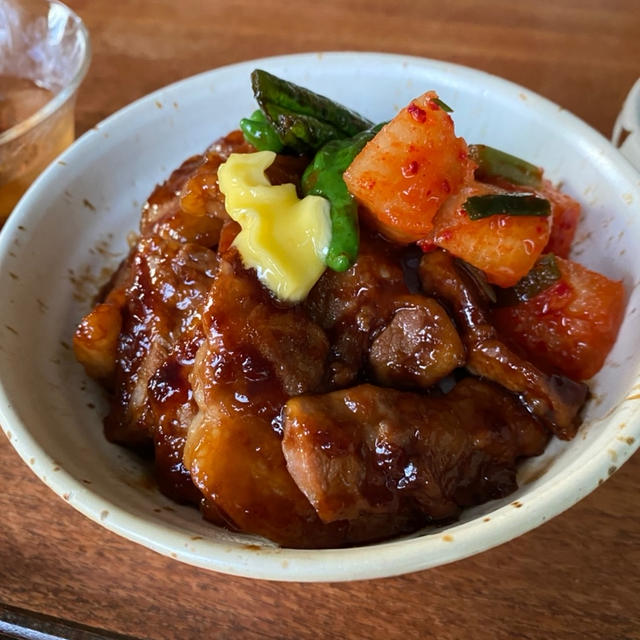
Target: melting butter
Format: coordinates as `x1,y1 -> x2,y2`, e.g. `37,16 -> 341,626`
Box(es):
217,151 -> 331,302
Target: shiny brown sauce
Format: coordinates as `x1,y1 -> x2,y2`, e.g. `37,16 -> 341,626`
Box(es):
73,131 -> 588,548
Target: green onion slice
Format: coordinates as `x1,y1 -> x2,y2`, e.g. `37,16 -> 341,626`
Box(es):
464,193 -> 551,220
432,97 -> 453,112
469,144 -> 543,188
497,254 -> 561,306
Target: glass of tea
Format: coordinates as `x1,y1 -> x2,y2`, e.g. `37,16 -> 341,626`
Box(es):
0,0 -> 90,224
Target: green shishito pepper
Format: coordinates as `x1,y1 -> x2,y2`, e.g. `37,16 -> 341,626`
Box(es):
469,144 -> 543,188
239,109 -> 284,152
250,69 -> 373,154
302,124 -> 383,272
239,70 -> 379,270
463,193 -> 551,220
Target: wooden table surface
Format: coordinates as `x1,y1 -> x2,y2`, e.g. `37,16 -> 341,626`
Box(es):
2,1 -> 640,638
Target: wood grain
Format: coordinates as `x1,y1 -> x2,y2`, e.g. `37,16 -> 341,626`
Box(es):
67,0 -> 640,138
1,1 -> 639,638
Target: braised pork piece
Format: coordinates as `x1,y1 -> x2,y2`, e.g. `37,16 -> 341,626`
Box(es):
74,131 -> 588,548
282,379 -> 549,524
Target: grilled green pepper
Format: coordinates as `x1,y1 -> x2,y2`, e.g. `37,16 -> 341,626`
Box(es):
251,69 -> 373,154
302,124 -> 382,271
239,109 -> 284,152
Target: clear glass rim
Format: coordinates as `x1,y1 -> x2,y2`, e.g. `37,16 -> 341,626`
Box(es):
0,0 -> 91,145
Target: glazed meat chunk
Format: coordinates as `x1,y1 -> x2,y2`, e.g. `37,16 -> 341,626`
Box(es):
74,138 -> 313,506
184,243 -> 427,547
183,247 -> 336,546
305,233 -> 409,388
100,235 -> 217,502
419,249 -> 588,439
369,294 -> 465,389
306,236 -> 464,391
103,235 -> 216,442
282,378 -> 549,524
73,256 -> 132,385
74,132 -> 253,388
140,131 -> 253,247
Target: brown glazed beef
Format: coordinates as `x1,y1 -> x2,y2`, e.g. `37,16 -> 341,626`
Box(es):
184,247 -> 426,547
103,235 -> 218,503
306,235 -> 466,392
304,233 -> 409,388
282,378 -> 549,524
74,129 -> 590,548
74,133 -> 313,509
140,130 -> 253,247
419,249 -> 588,439
368,294 -> 465,389
74,130 -> 255,404
73,255 -> 133,386
183,247 -> 333,546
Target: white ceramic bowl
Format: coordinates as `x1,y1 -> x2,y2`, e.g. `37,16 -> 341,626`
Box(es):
1,52 -> 639,582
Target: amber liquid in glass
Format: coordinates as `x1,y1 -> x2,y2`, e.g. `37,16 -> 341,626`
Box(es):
0,75 -> 75,222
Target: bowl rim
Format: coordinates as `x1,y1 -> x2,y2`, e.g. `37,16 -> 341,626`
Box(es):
1,51 -> 639,582
0,0 -> 92,145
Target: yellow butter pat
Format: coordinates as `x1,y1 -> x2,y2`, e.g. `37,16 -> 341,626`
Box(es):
217,151 -> 331,302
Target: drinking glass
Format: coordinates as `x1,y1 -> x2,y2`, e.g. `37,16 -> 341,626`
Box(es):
0,0 -> 90,223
